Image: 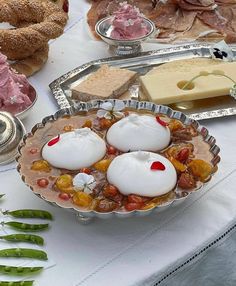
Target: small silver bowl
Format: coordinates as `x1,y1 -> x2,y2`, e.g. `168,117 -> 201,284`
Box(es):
95,16 -> 156,56
16,85 -> 38,121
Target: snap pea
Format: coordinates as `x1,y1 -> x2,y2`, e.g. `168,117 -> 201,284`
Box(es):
0,248 -> 48,260
0,281 -> 34,286
2,221 -> 49,232
2,209 -> 53,220
0,234 -> 44,245
0,265 -> 43,276
0,194 -> 5,199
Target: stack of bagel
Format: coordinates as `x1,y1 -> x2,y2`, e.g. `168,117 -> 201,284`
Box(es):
0,0 -> 68,77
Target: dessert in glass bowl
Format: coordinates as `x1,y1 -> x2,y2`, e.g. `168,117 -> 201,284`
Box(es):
0,52 -> 37,119
17,100 -> 220,217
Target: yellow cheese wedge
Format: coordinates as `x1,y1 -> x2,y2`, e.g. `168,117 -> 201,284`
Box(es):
140,62 -> 236,105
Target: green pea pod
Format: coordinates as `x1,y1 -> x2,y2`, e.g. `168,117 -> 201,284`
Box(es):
3,221 -> 49,232
0,194 -> 5,199
0,248 -> 48,260
0,281 -> 34,286
0,265 -> 43,276
3,209 -> 53,220
0,234 -> 44,245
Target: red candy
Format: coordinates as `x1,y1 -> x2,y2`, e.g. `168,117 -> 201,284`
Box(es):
58,193 -> 71,201
156,116 -> 168,127
29,148 -> 38,154
150,161 -> 166,171
37,178 -> 49,188
80,168 -> 92,175
48,135 -> 60,146
107,146 -> 117,155
125,202 -> 142,211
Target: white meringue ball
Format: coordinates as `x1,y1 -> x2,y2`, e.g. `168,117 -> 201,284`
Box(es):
106,114 -> 170,152
107,151 -> 177,197
42,128 -> 106,170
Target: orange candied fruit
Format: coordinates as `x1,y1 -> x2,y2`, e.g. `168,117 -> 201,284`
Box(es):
63,125 -> 74,132
82,120 -> 92,128
55,174 -> 74,194
93,159 -> 112,172
73,191 -> 93,207
169,157 -> 187,173
188,159 -> 212,182
99,118 -> 114,129
31,160 -> 51,172
168,119 -> 184,132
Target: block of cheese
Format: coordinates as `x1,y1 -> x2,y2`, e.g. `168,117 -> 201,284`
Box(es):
71,65 -> 137,101
140,62 -> 236,105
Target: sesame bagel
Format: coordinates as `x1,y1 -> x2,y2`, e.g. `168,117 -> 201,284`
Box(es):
0,0 -> 68,60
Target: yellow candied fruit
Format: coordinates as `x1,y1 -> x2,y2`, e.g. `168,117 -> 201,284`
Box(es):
31,160 -> 51,172
168,119 -> 184,132
55,174 -> 74,194
141,203 -> 156,210
93,159 -> 112,172
188,159 -> 212,182
63,125 -> 74,132
73,191 -> 93,207
82,120 -> 92,128
169,157 -> 187,172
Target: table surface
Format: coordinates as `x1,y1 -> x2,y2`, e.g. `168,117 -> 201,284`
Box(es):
1,1 -> 236,286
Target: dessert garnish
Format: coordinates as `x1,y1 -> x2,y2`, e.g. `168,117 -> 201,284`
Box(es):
47,135 -> 60,146
106,114 -> 170,152
42,128 -> 106,170
97,101 -> 125,119
150,161 -> 166,171
110,2 -> 149,40
0,52 -> 32,114
156,116 -> 168,127
73,173 -> 96,194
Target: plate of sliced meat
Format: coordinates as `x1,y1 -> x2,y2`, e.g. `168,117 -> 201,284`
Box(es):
87,0 -> 236,44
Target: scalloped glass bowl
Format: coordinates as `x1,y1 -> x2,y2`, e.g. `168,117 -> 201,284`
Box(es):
16,100 -> 220,222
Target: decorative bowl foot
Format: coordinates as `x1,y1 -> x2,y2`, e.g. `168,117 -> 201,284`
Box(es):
76,213 -> 93,224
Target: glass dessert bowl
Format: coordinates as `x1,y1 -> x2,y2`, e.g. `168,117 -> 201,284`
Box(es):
16,100 -> 220,221
95,3 -> 156,56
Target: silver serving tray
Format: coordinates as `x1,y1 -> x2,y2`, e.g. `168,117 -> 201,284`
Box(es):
16,100 -> 220,221
49,44 -> 236,121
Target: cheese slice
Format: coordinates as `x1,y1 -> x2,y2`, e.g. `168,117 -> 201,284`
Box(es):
140,62 -> 236,105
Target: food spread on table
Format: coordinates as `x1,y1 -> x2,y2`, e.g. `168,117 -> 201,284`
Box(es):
18,101 -> 216,213
88,0 -> 236,43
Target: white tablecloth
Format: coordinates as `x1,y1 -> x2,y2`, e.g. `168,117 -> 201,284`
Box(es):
1,1 -> 236,286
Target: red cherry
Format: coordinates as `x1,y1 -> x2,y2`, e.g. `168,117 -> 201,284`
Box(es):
156,116 -> 168,127
107,146 -> 117,155
127,195 -> 144,204
29,148 -> 38,154
37,178 -> 49,188
80,168 -> 92,175
62,0 -> 69,13
48,135 -> 60,146
58,193 -> 71,201
150,161 -> 166,171
125,202 -> 143,211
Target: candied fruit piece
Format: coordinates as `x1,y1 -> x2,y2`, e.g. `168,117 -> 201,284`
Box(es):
169,157 -> 187,173
31,160 -> 51,172
82,120 -> 92,128
125,202 -> 142,211
93,159 -> 112,172
63,125 -> 74,132
103,185 -> 123,203
188,159 -> 212,182
80,168 -> 92,175
59,193 -> 71,201
178,172 -> 196,190
141,203 -> 156,210
73,192 -> 92,207
37,178 -> 49,188
55,174 -> 74,194
107,146 -> 117,155
168,119 -> 184,132
95,199 -> 118,212
29,148 -> 38,154
99,118 -> 114,129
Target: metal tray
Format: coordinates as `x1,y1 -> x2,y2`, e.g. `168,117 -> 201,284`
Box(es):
49,44 -> 236,121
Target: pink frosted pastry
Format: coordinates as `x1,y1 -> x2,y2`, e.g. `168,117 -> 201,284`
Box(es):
0,52 -> 32,114
111,3 -> 149,40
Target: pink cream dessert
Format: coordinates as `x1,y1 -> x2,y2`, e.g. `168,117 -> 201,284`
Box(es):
111,3 -> 149,40
0,52 -> 32,114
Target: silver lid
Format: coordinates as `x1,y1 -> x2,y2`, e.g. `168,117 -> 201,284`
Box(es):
0,111 -> 25,165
